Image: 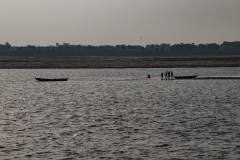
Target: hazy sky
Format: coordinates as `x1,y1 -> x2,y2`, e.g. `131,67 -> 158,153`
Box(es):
1,0 -> 240,46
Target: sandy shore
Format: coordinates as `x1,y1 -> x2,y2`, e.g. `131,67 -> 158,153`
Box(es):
0,55 -> 240,68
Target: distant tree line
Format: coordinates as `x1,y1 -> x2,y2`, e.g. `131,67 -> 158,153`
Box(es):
0,41 -> 239,56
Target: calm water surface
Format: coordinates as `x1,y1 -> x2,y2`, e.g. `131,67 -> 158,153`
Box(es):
0,68 -> 240,159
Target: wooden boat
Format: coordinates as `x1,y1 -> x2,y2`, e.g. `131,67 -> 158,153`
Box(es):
35,78 -> 68,81
173,75 -> 198,79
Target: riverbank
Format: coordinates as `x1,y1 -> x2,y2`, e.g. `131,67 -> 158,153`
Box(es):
1,55 -> 240,68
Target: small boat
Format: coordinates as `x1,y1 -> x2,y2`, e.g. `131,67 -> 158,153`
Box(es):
174,75 -> 198,79
35,78 -> 68,81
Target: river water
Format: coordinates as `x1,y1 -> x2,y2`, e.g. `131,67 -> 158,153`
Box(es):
0,68 -> 240,159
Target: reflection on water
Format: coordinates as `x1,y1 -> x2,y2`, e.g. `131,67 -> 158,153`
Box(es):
0,68 -> 240,159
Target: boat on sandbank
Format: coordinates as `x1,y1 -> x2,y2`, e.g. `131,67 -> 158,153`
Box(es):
173,75 -> 198,79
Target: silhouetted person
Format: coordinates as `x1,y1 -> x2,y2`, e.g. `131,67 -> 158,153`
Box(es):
148,74 -> 151,78
161,72 -> 163,80
171,71 -> 173,80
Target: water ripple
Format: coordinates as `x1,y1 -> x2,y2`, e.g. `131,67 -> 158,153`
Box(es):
0,68 -> 240,159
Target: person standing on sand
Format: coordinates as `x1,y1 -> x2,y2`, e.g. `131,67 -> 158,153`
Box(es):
165,71 -> 167,80
171,71 -> 173,80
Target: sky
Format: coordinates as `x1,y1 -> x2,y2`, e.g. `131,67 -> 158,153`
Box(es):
1,0 -> 240,46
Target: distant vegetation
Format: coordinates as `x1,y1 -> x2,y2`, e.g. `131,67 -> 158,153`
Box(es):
0,41 -> 240,56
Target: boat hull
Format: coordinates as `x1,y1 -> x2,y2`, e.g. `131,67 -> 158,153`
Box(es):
174,75 -> 198,79
35,78 -> 68,81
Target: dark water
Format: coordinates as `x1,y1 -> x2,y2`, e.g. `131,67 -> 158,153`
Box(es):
0,68 -> 240,159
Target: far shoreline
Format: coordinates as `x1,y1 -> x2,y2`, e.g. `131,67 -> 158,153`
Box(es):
0,55 -> 240,68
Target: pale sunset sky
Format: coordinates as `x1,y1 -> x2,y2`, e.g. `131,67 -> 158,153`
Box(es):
1,0 -> 240,46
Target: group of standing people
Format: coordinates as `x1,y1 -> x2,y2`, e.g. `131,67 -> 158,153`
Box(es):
161,71 -> 173,80
147,71 -> 174,80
